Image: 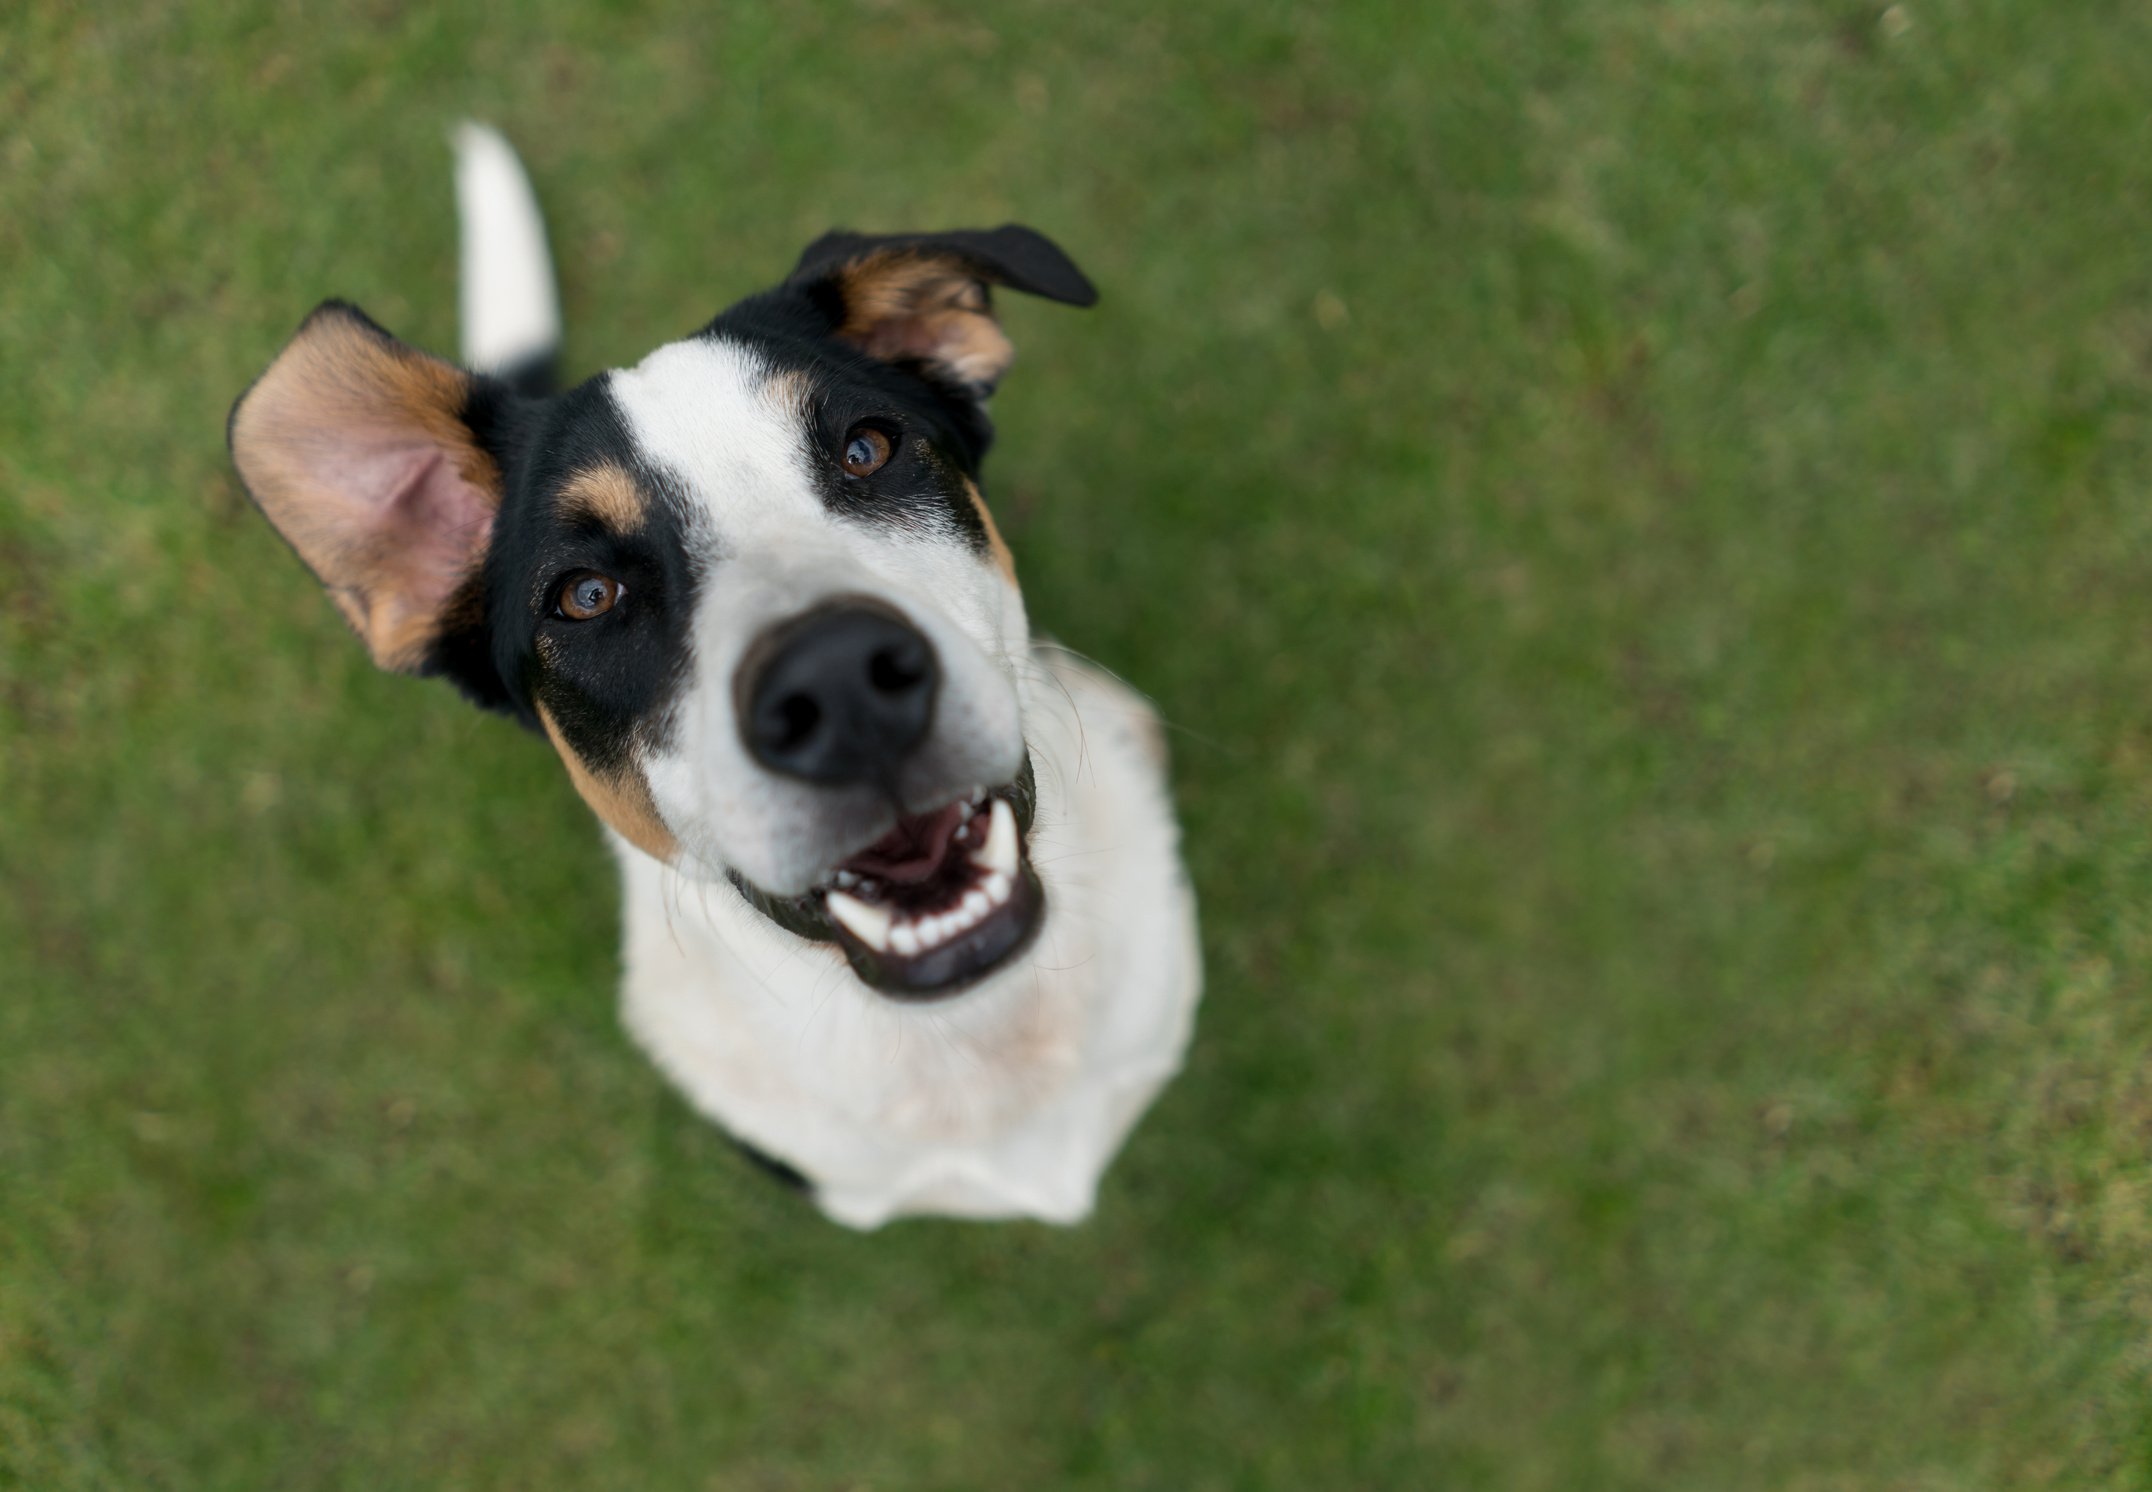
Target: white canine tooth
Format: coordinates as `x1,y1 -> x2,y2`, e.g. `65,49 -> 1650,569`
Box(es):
977,797 -> 1018,877
985,871 -> 1011,905
891,923 -> 920,957
962,889 -> 991,921
833,869 -> 858,889
825,891 -> 891,952
953,822 -> 970,843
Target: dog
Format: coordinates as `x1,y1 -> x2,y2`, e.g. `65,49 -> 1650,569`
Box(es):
226,125 -> 1201,1227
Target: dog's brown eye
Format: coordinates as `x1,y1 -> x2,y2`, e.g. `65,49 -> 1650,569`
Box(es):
841,424 -> 893,476
557,571 -> 622,620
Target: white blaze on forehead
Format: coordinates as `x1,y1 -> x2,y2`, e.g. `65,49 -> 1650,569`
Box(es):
606,336 -> 823,533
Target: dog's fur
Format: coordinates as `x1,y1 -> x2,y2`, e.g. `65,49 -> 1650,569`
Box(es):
227,125 -> 1200,1227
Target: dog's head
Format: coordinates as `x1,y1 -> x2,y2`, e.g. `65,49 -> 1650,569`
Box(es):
229,228 -> 1094,999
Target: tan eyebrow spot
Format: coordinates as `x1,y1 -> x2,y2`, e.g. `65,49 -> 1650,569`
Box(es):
761,367 -> 814,413
964,477 -> 1017,584
537,703 -> 678,863
557,463 -> 647,532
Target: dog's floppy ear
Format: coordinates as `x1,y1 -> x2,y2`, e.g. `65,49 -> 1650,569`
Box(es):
787,226 -> 1096,396
229,301 -> 504,676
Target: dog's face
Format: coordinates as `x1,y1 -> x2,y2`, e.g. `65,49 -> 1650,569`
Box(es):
230,228 -> 1095,998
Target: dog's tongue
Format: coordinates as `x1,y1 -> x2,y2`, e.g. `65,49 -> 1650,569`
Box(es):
838,801 -> 968,884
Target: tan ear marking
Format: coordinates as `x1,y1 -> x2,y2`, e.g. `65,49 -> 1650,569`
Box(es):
536,705 -> 678,863
834,252 -> 1016,391
230,306 -> 500,673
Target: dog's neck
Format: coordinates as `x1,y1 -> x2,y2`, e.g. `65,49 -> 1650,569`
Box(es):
610,643 -> 1202,1228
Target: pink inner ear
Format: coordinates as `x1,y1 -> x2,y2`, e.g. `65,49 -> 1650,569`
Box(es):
269,414 -> 497,666
856,305 -> 1015,393
865,318 -> 958,365
378,446 -> 494,588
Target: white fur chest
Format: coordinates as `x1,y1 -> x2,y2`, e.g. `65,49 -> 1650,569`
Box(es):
612,649 -> 1202,1228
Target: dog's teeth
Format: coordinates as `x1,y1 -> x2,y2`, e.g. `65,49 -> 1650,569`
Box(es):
976,797 -> 1018,876
878,876 -> 1014,963
833,869 -> 859,890
826,891 -> 891,952
953,821 -> 970,843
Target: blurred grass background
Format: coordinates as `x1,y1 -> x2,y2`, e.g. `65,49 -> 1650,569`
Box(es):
8,0 -> 2152,1485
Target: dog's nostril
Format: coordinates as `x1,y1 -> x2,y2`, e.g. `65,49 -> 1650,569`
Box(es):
739,603 -> 941,785
771,694 -> 821,749
869,643 -> 928,694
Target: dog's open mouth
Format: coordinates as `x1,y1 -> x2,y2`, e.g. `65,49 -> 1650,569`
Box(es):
733,767 -> 1044,1000
816,788 -> 1043,995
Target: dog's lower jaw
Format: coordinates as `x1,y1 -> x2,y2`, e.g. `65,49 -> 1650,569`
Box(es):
609,645 -> 1202,1228
723,760 -> 1048,1000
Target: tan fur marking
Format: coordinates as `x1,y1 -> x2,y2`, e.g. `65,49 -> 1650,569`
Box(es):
964,477 -> 1017,583
231,310 -> 500,672
558,463 -> 648,532
835,252 -> 1016,390
537,705 -> 679,863
762,367 -> 815,413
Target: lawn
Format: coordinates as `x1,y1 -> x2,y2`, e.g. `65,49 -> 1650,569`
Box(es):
8,0 -> 2152,1485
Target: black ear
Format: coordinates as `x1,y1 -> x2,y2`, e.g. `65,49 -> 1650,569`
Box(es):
790,225 -> 1097,307
786,225 -> 1096,395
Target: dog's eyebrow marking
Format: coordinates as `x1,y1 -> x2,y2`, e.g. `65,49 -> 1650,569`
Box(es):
557,462 -> 648,532
537,703 -> 679,862
760,367 -> 814,414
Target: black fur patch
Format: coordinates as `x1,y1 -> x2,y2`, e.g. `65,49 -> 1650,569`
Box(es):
727,1134 -> 813,1193
424,373 -> 702,776
788,226 -> 1098,309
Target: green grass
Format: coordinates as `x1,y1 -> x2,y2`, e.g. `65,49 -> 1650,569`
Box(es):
8,0 -> 2152,1484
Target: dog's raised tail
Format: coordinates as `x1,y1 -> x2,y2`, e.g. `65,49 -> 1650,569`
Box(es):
452,122 -> 560,395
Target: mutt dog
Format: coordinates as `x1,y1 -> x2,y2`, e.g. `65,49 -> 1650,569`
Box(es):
227,126 -> 1201,1227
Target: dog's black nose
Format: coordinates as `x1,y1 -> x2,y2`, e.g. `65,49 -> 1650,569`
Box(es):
739,605 -> 940,785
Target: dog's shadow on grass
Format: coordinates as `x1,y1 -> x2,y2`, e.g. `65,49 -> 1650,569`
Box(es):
633,1084 -> 830,1260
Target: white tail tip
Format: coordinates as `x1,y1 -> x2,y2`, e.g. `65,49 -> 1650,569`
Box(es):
452,121 -> 560,374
